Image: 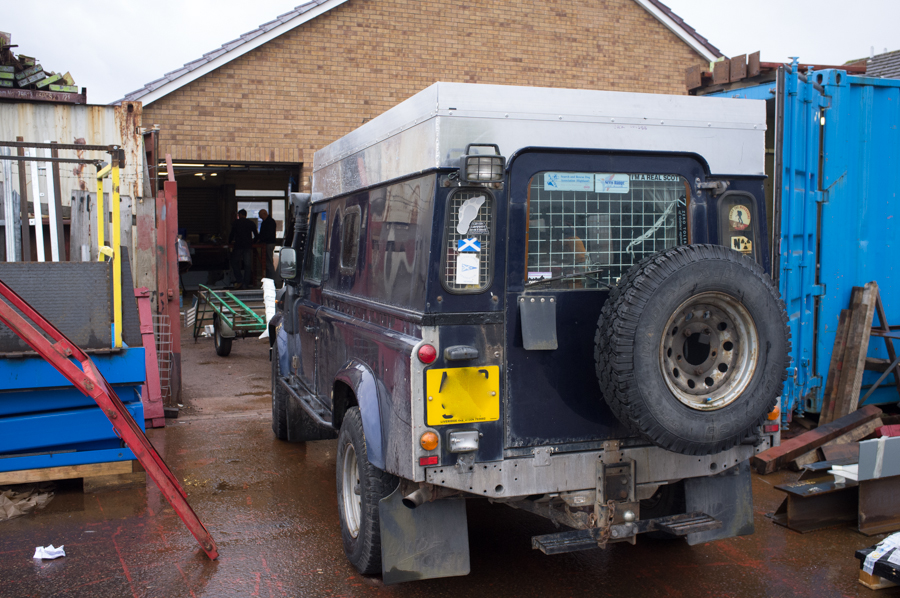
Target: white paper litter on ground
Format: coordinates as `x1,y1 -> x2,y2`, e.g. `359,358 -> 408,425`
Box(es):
828,464 -> 858,482
259,278 -> 276,339
33,545 -> 65,560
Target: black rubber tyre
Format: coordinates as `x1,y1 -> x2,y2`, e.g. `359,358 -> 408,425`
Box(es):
336,407 -> 398,575
213,314 -> 233,357
271,343 -> 289,441
595,245 -> 790,455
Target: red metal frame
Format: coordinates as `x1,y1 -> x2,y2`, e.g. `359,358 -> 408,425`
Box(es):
136,287 -> 165,427
0,280 -> 218,560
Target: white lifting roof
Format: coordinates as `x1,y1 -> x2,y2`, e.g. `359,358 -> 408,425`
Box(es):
312,82 -> 766,199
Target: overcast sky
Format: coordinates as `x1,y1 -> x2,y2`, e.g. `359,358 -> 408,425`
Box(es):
4,0 -> 898,105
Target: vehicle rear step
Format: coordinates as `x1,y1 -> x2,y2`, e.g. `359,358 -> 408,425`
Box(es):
531,512 -> 722,555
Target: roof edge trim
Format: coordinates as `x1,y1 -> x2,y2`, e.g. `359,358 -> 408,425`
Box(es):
633,0 -> 721,62
135,0 -> 349,106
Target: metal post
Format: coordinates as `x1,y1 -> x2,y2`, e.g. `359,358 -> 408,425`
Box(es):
49,142 -> 65,260
15,137 -> 31,261
28,152 -> 45,261
42,142 -> 60,261
112,162 -> 122,348
1,147 -> 16,261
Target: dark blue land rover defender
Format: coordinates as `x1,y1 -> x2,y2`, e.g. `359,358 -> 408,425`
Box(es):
269,83 -> 789,583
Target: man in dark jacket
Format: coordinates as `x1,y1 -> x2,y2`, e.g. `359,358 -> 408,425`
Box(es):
258,208 -> 277,280
229,209 -> 258,288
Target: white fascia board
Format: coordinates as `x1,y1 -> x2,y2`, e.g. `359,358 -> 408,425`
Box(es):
633,0 -> 719,63
141,0 -> 349,106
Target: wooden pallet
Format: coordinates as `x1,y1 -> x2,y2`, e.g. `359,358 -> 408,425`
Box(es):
859,569 -> 898,590
0,460 -> 146,493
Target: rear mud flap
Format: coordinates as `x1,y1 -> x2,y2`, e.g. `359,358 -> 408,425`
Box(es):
684,460 -> 754,545
379,486 -> 470,584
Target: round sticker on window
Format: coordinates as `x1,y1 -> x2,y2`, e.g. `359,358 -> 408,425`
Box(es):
728,205 -> 751,231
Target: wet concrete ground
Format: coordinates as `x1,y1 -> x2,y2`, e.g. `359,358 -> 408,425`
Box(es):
1,327 -> 898,597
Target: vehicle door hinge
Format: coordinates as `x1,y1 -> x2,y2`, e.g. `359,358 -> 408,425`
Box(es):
811,284 -> 825,297
695,178 -> 729,196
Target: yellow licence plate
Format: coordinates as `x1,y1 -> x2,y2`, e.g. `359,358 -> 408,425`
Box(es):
426,366 -> 500,426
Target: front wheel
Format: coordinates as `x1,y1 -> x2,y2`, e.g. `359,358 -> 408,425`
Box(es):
336,407 -> 397,575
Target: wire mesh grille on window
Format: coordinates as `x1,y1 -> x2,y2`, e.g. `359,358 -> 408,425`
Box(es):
153,314 -> 174,405
444,191 -> 492,291
527,173 -> 683,289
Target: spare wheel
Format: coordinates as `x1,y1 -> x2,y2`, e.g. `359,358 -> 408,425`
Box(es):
595,244 -> 790,456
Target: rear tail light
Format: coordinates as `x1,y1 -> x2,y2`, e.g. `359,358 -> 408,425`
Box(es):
419,455 -> 439,466
763,423 -> 779,433
420,432 -> 439,451
417,344 -> 437,364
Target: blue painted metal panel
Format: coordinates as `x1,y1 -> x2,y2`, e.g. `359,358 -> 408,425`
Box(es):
0,447 -> 138,473
711,64 -> 900,419
0,347 -> 145,391
817,71 -> 900,410
0,393 -> 143,455
0,347 -> 146,471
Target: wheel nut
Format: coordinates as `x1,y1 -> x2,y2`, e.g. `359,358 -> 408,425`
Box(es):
683,329 -> 691,337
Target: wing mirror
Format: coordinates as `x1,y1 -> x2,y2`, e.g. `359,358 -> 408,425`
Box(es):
280,247 -> 297,279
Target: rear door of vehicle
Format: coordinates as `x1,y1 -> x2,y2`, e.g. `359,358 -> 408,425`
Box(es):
503,150 -> 704,452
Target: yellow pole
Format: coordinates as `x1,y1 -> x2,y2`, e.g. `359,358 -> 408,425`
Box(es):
96,172 -> 105,260
112,163 -> 122,348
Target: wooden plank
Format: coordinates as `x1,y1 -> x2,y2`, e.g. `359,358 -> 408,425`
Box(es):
836,283 -> 878,418
750,405 -> 882,474
821,308 -> 851,424
712,59 -> 730,85
788,418 -> 881,470
0,460 -> 134,485
872,290 -> 900,399
685,65 -> 703,90
748,51 -> 761,77
859,570 -> 897,590
729,54 -> 747,82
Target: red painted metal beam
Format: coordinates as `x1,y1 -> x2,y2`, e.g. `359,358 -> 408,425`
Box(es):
136,287 -> 165,427
0,280 -> 217,560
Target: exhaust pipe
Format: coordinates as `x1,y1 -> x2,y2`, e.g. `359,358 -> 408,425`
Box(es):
402,487 -> 431,509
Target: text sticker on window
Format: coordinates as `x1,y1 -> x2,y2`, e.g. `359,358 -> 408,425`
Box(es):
456,253 -> 480,285
457,195 -> 486,235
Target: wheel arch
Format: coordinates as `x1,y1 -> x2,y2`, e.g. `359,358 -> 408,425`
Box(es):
333,360 -> 386,470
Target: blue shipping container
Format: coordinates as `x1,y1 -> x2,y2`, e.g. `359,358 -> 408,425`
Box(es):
709,60 -> 900,424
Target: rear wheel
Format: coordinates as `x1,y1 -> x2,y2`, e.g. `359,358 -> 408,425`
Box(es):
213,314 -> 233,357
336,407 -> 397,575
595,244 -> 790,455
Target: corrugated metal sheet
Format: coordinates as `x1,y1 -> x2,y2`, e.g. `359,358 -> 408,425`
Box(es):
0,102 -> 143,206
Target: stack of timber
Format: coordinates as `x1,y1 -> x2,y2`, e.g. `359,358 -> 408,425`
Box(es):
686,50 -> 867,95
0,31 -> 78,93
753,281 -> 900,474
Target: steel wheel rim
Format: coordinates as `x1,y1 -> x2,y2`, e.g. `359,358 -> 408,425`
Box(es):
341,442 -> 362,538
659,291 -> 758,411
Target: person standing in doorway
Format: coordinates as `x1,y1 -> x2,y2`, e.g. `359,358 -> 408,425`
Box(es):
229,209 -> 258,288
258,208 -> 277,281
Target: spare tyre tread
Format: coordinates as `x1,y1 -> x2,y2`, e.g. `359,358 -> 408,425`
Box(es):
596,245 -> 791,456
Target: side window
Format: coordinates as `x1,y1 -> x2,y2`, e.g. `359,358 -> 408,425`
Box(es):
303,211 -> 328,283
526,172 -> 688,289
339,206 -> 361,276
718,192 -> 757,261
442,189 -> 494,293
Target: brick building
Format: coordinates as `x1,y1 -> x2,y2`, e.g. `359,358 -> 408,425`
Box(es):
122,0 -> 720,287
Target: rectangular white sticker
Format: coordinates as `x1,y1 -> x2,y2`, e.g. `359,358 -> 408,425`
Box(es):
543,172 -> 594,192
595,174 -> 630,194
455,253 -> 480,285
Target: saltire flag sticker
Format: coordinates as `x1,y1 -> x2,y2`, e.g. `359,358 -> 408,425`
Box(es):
458,238 -> 481,252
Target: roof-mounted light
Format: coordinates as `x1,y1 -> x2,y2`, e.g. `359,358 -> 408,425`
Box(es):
459,144 -> 505,183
